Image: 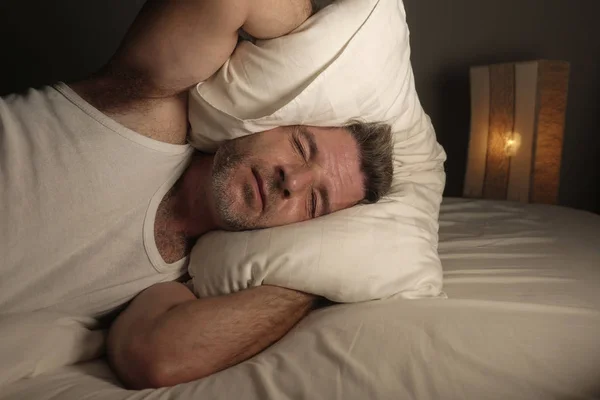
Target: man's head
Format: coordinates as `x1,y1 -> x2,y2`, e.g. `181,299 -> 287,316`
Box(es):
208,122 -> 394,230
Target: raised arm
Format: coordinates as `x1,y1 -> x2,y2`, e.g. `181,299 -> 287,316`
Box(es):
107,282 -> 317,389
106,0 -> 315,97
70,0 -> 334,143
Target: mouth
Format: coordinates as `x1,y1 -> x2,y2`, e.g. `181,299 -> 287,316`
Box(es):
251,168 -> 266,212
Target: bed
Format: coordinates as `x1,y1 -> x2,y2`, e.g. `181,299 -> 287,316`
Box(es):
2,198 -> 599,400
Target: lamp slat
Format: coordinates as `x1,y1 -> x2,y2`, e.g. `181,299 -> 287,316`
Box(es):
507,62 -> 539,203
464,66 -> 491,198
483,64 -> 515,200
531,61 -> 570,204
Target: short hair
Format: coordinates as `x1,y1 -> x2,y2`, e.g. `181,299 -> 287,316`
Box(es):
345,121 -> 394,204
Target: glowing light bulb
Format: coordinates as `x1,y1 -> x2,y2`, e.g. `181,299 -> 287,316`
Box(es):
505,133 -> 521,157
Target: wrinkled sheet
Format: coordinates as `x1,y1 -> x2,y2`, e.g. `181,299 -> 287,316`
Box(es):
2,198 -> 599,400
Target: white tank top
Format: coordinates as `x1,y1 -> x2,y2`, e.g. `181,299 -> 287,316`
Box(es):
0,83 -> 194,317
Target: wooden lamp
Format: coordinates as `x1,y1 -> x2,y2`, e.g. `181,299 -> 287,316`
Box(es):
464,60 -> 570,204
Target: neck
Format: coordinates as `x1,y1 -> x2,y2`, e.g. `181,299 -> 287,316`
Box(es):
174,153 -> 220,237
154,153 -> 218,262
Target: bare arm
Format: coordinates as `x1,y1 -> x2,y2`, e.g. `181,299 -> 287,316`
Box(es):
107,282 -> 317,389
70,0 -> 315,143
106,0 -> 314,97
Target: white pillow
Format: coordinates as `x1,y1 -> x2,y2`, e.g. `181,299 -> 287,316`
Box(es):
187,0 -> 447,302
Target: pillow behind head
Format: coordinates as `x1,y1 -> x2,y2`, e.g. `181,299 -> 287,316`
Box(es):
187,0 -> 447,302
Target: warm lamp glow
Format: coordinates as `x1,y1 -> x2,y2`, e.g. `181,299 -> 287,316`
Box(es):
504,132 -> 521,157
465,60 -> 569,204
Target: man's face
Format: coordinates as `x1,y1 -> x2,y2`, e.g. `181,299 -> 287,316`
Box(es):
210,126 -> 365,230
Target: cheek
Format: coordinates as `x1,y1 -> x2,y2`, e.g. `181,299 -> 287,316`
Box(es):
262,196 -> 308,226
214,158 -> 253,205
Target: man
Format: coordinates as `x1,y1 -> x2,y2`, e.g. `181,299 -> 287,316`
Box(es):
0,0 -> 393,390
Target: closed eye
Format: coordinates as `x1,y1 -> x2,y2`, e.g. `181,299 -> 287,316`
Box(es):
310,190 -> 317,218
292,132 -> 308,162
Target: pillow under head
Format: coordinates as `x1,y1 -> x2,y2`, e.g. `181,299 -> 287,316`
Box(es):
187,0 -> 446,302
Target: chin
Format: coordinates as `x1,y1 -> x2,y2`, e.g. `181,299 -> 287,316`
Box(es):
212,152 -> 266,230
214,185 -> 258,231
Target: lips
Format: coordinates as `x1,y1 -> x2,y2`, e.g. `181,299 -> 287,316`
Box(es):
252,168 -> 266,211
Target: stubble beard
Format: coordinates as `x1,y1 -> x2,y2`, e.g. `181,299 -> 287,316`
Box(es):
212,138 -> 284,231
212,141 -> 255,231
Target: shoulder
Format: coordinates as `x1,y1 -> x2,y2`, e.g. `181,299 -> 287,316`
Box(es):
69,71 -> 189,145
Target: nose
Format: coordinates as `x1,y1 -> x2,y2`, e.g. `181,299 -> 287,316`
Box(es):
279,165 -> 314,197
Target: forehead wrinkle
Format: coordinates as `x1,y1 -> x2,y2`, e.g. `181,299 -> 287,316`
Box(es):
318,132 -> 363,211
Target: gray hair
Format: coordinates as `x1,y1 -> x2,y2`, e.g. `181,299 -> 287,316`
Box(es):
345,121 -> 394,203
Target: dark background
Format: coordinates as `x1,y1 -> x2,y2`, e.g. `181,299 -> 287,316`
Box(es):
1,0 -> 599,213
402,0 -> 600,215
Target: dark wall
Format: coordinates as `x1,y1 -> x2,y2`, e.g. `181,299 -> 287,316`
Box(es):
1,1 -> 599,213
403,0 -> 600,214
0,0 -> 144,93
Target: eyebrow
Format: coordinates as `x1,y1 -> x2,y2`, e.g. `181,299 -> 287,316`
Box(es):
297,126 -> 331,215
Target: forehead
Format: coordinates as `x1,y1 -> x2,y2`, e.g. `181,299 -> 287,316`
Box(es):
305,126 -> 365,211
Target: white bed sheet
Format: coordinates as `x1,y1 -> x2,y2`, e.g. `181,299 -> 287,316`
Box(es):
2,198 -> 599,400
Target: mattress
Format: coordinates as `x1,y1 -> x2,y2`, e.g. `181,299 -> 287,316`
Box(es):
2,198 -> 599,400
